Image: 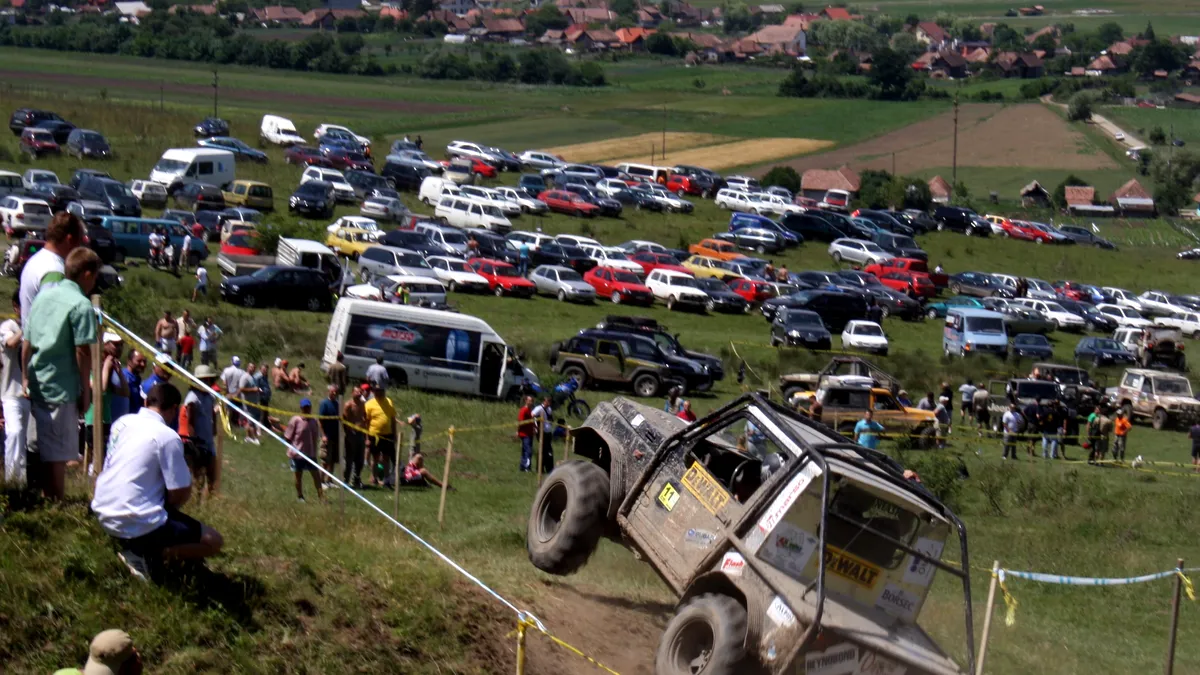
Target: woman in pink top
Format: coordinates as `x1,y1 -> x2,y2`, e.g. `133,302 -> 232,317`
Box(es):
285,398 -> 323,503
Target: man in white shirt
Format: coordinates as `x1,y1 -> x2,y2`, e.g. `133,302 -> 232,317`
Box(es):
147,230 -> 164,264
530,395 -> 555,475
957,380 -> 977,423
221,356 -> 245,399
197,317 -> 221,367
0,290 -> 28,486
1001,402 -> 1023,460
18,212 -> 84,332
192,265 -> 208,303
180,232 -> 193,273
91,382 -> 224,580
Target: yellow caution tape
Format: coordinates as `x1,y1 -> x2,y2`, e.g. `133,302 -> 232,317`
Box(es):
1181,571 -> 1196,602
998,571 -> 1018,627
518,616 -> 622,675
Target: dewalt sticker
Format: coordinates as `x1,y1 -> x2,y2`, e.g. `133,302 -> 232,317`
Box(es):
822,546 -> 882,590
681,463 -> 730,515
658,482 -> 680,511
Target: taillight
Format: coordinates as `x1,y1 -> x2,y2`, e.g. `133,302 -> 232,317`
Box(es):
15,214 -> 24,220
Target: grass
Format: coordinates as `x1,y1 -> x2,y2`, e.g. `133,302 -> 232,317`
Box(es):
1103,105 -> 1200,148
3,75 -> 1200,674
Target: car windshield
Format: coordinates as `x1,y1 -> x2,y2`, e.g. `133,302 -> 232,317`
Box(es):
603,250 -> 629,261
1028,279 -> 1053,292
557,270 -> 583,282
104,184 -> 134,198
1094,339 -> 1122,350
894,236 -> 917,248
494,266 -> 520,278
483,206 -> 503,217
1016,381 -> 1060,399
1049,368 -> 1087,385
861,242 -> 885,252
1155,377 -> 1193,396
612,271 -> 641,284
787,313 -> 823,328
697,278 -> 725,291
441,231 -> 468,245
853,324 -> 883,336
154,159 -> 188,172
1044,302 -> 1068,313
30,173 -> 54,184
25,203 -> 51,216
250,268 -> 276,281
670,276 -> 699,288
444,260 -> 470,272
398,254 -> 430,268
965,317 -> 1005,333
1015,335 -> 1047,346
1123,308 -> 1144,318
297,184 -> 327,196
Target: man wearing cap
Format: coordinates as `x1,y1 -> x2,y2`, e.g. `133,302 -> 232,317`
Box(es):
284,397 -> 323,502
24,247 -> 100,501
238,363 -> 261,445
0,289 -> 28,487
92,382 -> 224,580
221,356 -> 244,400
183,365 -> 218,497
54,628 -> 143,675
364,385 -> 397,488
319,385 -> 341,485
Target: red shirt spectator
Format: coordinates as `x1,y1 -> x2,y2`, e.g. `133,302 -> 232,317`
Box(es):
179,334 -> 195,357
677,401 -> 697,423
517,402 -> 533,438
191,223 -> 205,239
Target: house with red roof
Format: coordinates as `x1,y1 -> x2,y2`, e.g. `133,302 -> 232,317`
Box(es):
250,5 -> 306,24
1086,55 -> 1121,75
914,22 -> 949,48
820,6 -> 854,21
615,26 -> 654,50
1112,178 -> 1155,216
746,24 -> 806,55
482,17 -> 525,40
800,166 -> 861,201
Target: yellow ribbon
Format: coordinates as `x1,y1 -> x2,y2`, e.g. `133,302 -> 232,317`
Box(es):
998,571 -> 1018,627
518,616 -> 622,675
1180,571 -> 1196,602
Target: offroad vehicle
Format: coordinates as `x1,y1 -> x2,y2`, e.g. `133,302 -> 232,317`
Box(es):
596,315 -> 725,384
1113,368 -> 1200,430
778,356 -> 900,401
1030,363 -> 1103,416
527,394 -> 973,675
1113,326 -> 1186,371
985,378 -> 1069,436
790,384 -> 938,448
550,329 -> 693,398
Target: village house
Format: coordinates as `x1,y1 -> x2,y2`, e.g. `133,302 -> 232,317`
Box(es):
928,175 -> 952,204
568,26 -> 621,50
927,50 -> 968,78
249,5 -> 306,25
1111,178 -> 1155,216
1086,55 -> 1121,76
800,166 -> 861,202
913,22 -> 949,49
1019,180 -> 1051,208
564,6 -> 616,24
1065,185 -> 1116,216
482,17 -> 525,41
615,26 -> 654,51
994,51 -> 1044,78
819,6 -> 857,21
746,24 -> 806,55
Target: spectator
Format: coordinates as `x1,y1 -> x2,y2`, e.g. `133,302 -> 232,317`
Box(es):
0,290 -> 27,487
1113,410 -> 1131,461
677,400 -> 697,423
284,398 -> 323,503
972,382 -> 990,434
364,385 -> 397,488
318,385 -> 340,486
916,392 -> 935,411
91,382 -> 224,580
23,247 -> 99,501
287,362 -> 310,393
865,298 -> 883,324
400,450 -> 448,489
220,356 -> 244,405
182,365 -> 218,498
530,395 -> 555,474
516,395 -> 533,472
854,410 -> 884,449
326,350 -> 348,396
1087,406 -> 1111,465
19,212 -> 84,332
1022,398 -> 1040,457
897,389 -> 912,407
272,359 -> 289,391
1190,420 -> 1200,473
140,363 -> 172,406
124,350 -> 147,415
365,356 -> 389,391
957,380 -> 977,423
933,396 -> 950,448
239,363 -> 261,445
174,310 -> 196,361
54,628 -> 144,675
1001,402 -> 1021,460
518,242 -> 530,276
1038,399 -> 1060,460
84,332 -> 130,474
154,311 -> 178,356
197,318 -> 221,367
663,386 -> 683,414
180,229 -> 193,274
939,381 -> 953,420
406,413 -> 423,460
342,384 -> 367,488
191,265 -> 208,303
253,360 -> 272,421
177,331 -> 195,371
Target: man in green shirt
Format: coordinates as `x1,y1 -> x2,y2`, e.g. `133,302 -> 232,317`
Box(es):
22,247 -> 100,501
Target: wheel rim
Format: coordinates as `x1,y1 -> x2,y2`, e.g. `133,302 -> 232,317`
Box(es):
495,286 -> 504,297
536,482 -> 568,543
611,292 -> 622,304
636,378 -> 656,397
706,300 -> 715,312
307,297 -> 320,311
558,290 -> 566,301
244,295 -> 256,307
927,308 -> 937,319
669,617 -> 715,675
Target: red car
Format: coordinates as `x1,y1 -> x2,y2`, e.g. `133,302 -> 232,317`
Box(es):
1053,280 -> 1088,302
630,251 -> 689,276
220,228 -> 261,257
864,258 -> 948,289
1004,219 -> 1054,243
583,267 -> 654,305
538,189 -> 600,218
324,148 -> 374,172
20,127 -> 59,158
664,174 -> 703,196
877,270 -> 936,298
727,278 -> 775,304
467,258 -> 535,297
442,157 -> 497,179
284,145 -> 333,168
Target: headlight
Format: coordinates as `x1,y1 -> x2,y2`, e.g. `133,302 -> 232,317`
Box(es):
788,330 -> 801,337
230,285 -> 240,293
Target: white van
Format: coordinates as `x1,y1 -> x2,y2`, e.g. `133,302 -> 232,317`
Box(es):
435,196 -> 512,234
278,237 -> 342,279
413,221 -> 471,256
420,175 -> 457,206
615,162 -> 670,184
323,299 -> 540,398
260,114 -> 306,146
149,148 -> 236,192
0,171 -> 24,197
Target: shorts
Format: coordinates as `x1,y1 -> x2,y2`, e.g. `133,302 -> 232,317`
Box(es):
184,437 -> 214,468
159,338 -> 177,355
290,455 -> 319,472
975,408 -> 989,424
121,509 -> 203,557
401,474 -> 429,488
1193,445 -> 1200,460
195,282 -> 208,295
373,436 -> 396,460
32,400 -> 79,463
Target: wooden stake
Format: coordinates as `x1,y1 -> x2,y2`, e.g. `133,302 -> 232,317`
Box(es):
90,295 -> 103,491
515,620 -> 527,675
564,425 -> 572,460
393,426 -> 404,519
213,407 -> 224,494
536,416 -> 544,486
1165,558 -> 1184,675
976,560 -> 1001,675
438,427 -> 454,527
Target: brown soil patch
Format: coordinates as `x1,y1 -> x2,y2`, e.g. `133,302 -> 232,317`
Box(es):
547,132 -> 730,164
763,103 -> 1115,176
0,70 -> 474,114
610,137 -> 834,171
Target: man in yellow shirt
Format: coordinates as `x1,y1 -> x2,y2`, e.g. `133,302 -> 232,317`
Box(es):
364,385 -> 397,488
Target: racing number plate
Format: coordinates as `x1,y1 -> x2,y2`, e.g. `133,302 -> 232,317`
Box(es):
658,482 -> 680,511
681,463 -> 730,515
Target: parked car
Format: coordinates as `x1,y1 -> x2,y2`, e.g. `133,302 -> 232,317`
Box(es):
530,242 -> 597,274
852,209 -> 915,236
284,145 -> 333,168
1010,333 -> 1054,360
771,310 -> 832,349
729,212 -> 801,247
1095,303 -> 1152,328
947,271 -> 1012,298
194,117 -> 229,138
65,200 -> 113,228
644,269 -> 708,311
875,270 -> 935,298
468,258 -> 536,297
1075,336 -> 1136,366
864,257 -> 948,288
173,183 -> 225,211
537,189 -> 598,217
34,120 -> 75,146
924,295 -> 986,320
713,228 -> 785,255
0,196 -> 52,236
323,148 -> 373,173
629,251 -> 688,277
19,127 -> 59,158
982,299 -> 1055,335
260,114 -> 306,146
1056,297 -> 1118,333
193,136 -> 263,164
828,238 -> 892,265
77,177 -> 141,217
301,166 -> 356,203
126,179 -> 167,209
221,265 -> 332,311
549,330 -> 682,398
867,286 -> 924,321
25,183 -> 78,212
1154,310 -> 1200,339
518,150 -> 563,171
934,205 -> 989,235
562,183 -> 622,217
22,169 -> 58,190
767,289 -> 868,332
840,320 -> 888,355
628,183 -> 693,213
358,195 -> 405,222
528,265 -> 595,302
818,188 -> 851,212
872,232 -> 926,261
1113,368 -> 1200,430
315,124 -> 371,155
1136,290 -> 1190,318
9,108 -> 68,136
896,209 -> 938,234
781,211 -> 849,243
288,181 -> 335,218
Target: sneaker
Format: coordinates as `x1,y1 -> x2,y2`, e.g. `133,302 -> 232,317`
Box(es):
297,496 -> 306,503
118,549 -> 151,582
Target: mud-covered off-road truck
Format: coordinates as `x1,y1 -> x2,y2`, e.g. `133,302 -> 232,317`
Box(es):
1114,368 -> 1200,430
778,356 -> 902,402
527,394 -> 974,675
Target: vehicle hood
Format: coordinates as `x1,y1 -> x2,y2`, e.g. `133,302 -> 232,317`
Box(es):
562,280 -> 595,292
1156,395 -> 1200,407
444,271 -> 488,284
345,283 -> 382,299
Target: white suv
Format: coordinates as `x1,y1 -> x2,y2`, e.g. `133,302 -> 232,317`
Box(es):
748,193 -> 801,217
313,124 -> 370,150
518,150 -> 563,171
579,244 -> 644,275
645,269 -> 709,312
435,196 -> 512,234
458,185 -> 521,217
1011,298 -> 1087,331
827,238 -> 891,265
0,196 -> 52,236
715,188 -> 754,212
446,141 -> 498,163
841,320 -> 889,355
1095,303 -> 1152,328
301,166 -> 356,203
494,186 -> 547,214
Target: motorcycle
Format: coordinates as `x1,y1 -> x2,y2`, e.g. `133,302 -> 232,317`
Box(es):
551,376 -> 591,420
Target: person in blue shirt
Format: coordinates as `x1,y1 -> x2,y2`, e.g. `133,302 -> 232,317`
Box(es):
518,242 -> 530,276
140,363 -> 174,429
318,385 -> 341,485
124,349 -> 147,415
854,411 -> 885,450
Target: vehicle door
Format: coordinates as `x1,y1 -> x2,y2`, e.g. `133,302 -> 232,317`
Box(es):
1136,375 -> 1155,415
868,390 -> 908,433
591,339 -> 627,383
592,268 -> 612,295
271,269 -> 299,308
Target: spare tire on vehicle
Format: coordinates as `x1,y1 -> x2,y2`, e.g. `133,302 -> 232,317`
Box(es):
527,461 -> 610,575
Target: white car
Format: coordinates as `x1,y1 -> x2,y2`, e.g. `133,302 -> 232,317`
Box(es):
617,239 -> 668,254
724,175 -> 761,192
1136,290 -> 1189,318
129,179 -> 168,208
361,196 -> 409,222
419,176 -> 460,207
328,215 -> 379,234
446,140 -> 499,163
595,178 -> 630,198
645,269 -> 709,311
1102,286 -> 1144,311
313,124 -> 370,150
261,114 -> 306,146
747,193 -> 802,217
828,238 -> 892,265
458,185 -> 521,217
579,244 -> 644,275
494,186 -> 547,214
1155,311 -> 1200,339
1011,298 -> 1087,331
506,230 -> 554,252
841,320 -> 889,355
301,166 -> 355,203
425,255 -> 490,292
22,169 -> 57,190
0,196 -> 52,236
819,189 -> 852,212
346,274 -> 447,305
630,184 -> 693,213
715,188 -> 755,212
518,150 -> 563,171
434,196 -> 512,233
555,234 -> 600,248
1096,303 -> 1152,329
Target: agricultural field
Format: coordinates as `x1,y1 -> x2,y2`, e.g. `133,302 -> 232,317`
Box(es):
1103,104 -> 1200,149
3,62 -> 1200,675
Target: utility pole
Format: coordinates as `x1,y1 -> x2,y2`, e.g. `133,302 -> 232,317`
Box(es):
951,95 -> 959,188
662,103 -> 667,162
891,152 -> 896,176
211,69 -> 219,119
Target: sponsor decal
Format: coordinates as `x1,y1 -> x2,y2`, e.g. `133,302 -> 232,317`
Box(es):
657,482 -> 680,511
757,521 -> 819,578
683,528 -> 717,549
822,547 -> 882,590
766,596 -> 796,628
630,414 -> 645,428
874,583 -> 920,622
752,463 -> 823,552
720,552 -> 745,577
857,652 -> 908,675
902,537 -> 945,587
681,463 -> 731,515
804,643 -> 858,675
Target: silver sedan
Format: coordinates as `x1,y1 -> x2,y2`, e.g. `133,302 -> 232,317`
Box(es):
360,196 -> 409,222
529,264 -> 596,303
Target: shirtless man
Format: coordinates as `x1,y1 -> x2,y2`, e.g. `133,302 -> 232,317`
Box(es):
273,359 -> 290,391
288,363 -> 310,393
154,310 -> 178,356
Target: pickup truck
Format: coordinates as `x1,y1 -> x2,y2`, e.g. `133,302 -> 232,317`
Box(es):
217,236 -> 342,283
791,383 -> 938,447
864,257 -> 948,289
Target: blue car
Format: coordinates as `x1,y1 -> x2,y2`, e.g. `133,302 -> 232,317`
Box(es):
193,117 -> 229,138
197,137 -> 267,164
1011,333 -> 1054,360
99,216 -> 209,264
729,212 -> 802,246
1075,337 -> 1136,366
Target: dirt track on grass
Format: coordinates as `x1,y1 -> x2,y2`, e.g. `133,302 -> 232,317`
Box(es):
0,69 -> 475,114
758,103 -> 1117,176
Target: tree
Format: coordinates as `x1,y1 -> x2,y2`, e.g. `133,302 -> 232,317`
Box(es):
1096,21 -> 1123,45
1066,92 -> 1092,121
524,5 -> 568,36
1142,21 -> 1155,40
337,32 -> 365,55
903,13 -> 919,26
610,0 -> 637,19
1031,32 -> 1057,57
857,169 -> 894,208
761,166 -> 801,193
1051,174 -> 1088,209
646,31 -> 677,56
990,23 -> 1023,51
950,18 -> 981,42
1149,126 -> 1167,145
777,65 -> 814,97
868,47 -> 913,100
1131,39 -> 1187,77
889,31 -> 922,60
811,19 -> 882,51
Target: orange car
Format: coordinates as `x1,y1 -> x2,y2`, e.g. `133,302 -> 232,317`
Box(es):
687,238 -> 746,262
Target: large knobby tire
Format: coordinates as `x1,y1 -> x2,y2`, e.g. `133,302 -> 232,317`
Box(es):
561,365 -> 588,388
1153,408 -> 1168,430
633,373 -> 660,398
655,594 -> 748,675
527,461 -> 610,576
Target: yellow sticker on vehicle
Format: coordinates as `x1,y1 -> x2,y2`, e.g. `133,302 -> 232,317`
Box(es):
681,463 -> 730,515
658,482 -> 680,511
822,546 -> 883,590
